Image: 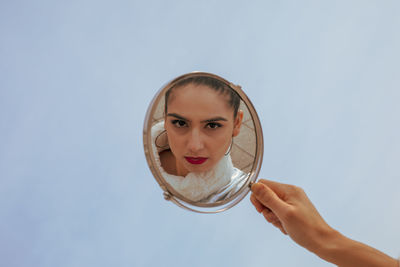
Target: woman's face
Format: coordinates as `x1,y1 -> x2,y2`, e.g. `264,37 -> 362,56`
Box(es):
164,84 -> 243,176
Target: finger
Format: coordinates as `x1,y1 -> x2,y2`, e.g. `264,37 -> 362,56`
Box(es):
257,179 -> 293,199
250,193 -> 264,213
262,210 -> 287,235
250,193 -> 272,213
262,209 -> 276,223
277,224 -> 288,235
251,182 -> 289,215
262,209 -> 281,224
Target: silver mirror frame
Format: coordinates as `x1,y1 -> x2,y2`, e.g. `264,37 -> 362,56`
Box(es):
143,72 -> 263,213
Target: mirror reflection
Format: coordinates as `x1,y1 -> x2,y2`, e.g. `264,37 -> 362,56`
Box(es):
144,72 -> 261,212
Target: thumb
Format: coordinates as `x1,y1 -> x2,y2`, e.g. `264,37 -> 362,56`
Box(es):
251,182 -> 288,216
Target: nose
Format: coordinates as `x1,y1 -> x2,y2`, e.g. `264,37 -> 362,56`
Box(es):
187,129 -> 204,153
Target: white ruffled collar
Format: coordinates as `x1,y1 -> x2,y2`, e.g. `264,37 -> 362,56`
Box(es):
151,121 -> 234,202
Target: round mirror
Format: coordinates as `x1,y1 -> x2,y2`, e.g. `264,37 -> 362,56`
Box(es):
143,72 -> 263,213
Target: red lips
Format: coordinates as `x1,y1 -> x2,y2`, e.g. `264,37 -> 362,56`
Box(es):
185,157 -> 208,165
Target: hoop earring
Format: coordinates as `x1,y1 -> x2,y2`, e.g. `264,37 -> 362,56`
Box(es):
225,138 -> 233,156
155,130 -> 169,149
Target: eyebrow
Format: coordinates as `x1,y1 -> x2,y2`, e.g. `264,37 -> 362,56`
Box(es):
200,117 -> 228,123
167,113 -> 189,121
166,113 -> 228,123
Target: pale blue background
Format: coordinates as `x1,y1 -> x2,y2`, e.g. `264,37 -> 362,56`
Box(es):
1,1 -> 399,266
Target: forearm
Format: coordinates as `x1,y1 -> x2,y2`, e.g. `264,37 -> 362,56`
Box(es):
250,181 -> 399,266
313,229 -> 398,267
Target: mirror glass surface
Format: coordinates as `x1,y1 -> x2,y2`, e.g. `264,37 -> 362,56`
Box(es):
143,72 -> 263,213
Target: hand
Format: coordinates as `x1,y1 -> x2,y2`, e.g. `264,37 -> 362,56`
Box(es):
250,179 -> 335,253
250,179 -> 399,267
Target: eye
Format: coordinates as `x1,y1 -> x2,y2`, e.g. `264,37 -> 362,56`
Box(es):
206,122 -> 222,129
171,119 -> 187,128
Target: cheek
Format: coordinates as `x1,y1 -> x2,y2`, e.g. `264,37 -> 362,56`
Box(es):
166,129 -> 180,152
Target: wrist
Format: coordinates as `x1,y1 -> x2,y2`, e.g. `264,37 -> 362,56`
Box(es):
311,227 -> 344,260
307,225 -> 342,258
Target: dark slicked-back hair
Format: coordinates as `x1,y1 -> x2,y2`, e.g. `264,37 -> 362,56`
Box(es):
164,76 -> 241,118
